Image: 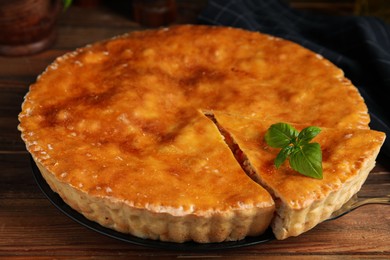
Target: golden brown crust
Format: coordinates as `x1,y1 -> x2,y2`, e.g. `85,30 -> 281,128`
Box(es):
18,25 -> 380,242
213,112 -> 385,239
23,108 -> 275,242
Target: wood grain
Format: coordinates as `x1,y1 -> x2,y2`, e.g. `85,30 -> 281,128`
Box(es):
0,2 -> 389,259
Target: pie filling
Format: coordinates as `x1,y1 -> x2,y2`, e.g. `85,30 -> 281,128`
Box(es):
205,112 -> 260,183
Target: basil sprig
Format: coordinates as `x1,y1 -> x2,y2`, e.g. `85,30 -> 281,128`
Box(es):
264,123 -> 323,179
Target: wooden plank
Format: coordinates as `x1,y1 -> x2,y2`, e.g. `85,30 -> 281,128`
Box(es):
55,27 -> 139,50
57,5 -> 138,28
0,197 -> 389,256
0,50 -> 65,81
0,82 -> 28,152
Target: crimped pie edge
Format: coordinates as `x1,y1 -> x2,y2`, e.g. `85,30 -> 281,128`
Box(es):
33,157 -> 274,243
271,150 -> 378,240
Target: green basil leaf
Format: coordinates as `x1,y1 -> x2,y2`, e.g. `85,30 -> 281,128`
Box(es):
290,143 -> 323,179
265,123 -> 299,148
298,126 -> 321,145
63,0 -> 72,10
264,122 -> 323,179
274,146 -> 293,168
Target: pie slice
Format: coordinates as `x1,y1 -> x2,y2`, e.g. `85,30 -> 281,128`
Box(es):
213,112 -> 386,240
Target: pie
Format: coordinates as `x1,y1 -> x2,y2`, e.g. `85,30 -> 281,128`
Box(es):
18,25 -> 385,243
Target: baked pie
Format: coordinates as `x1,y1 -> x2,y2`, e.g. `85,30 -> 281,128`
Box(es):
18,25 -> 385,243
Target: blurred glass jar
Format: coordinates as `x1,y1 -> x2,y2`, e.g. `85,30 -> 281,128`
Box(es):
132,0 -> 176,27
0,0 -> 61,56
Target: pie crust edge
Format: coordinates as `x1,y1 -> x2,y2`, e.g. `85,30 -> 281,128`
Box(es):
34,157 -> 274,243
271,154 -> 378,240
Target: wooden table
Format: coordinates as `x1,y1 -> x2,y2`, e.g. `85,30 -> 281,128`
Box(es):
1,3 -> 390,259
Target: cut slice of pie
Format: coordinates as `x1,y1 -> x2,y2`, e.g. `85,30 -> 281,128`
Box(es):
213,112 -> 386,240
